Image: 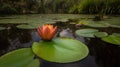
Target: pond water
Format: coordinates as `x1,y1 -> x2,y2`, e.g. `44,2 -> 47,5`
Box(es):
0,14 -> 120,67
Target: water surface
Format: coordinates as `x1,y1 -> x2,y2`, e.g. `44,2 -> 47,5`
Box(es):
0,14 -> 120,67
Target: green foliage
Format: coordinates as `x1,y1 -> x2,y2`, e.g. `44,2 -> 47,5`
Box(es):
0,4 -> 17,15
32,38 -> 89,63
0,48 -> 40,67
0,0 -> 119,14
69,0 -> 120,14
0,0 -> 39,15
38,0 -> 78,13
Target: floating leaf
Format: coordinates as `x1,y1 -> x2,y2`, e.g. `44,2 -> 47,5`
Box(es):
112,33 -> 120,37
32,38 -> 89,63
102,33 -> 120,45
26,59 -> 40,67
54,19 -> 68,22
84,22 -> 109,28
110,25 -> 120,28
0,48 -> 40,67
0,27 -> 5,31
94,32 -> 108,38
75,29 -> 98,37
16,24 -> 37,29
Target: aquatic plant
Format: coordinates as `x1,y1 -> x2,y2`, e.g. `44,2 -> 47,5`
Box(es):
102,33 -> 120,45
69,0 -> 120,14
0,24 -> 89,67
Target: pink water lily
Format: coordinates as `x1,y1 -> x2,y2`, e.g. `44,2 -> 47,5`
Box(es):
37,24 -> 57,41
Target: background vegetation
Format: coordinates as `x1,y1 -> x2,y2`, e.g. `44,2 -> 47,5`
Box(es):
69,0 -> 120,15
0,0 -> 120,15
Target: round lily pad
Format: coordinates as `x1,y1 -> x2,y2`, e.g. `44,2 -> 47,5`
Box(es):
0,27 -> 5,31
75,29 -> 99,37
84,22 -> 109,28
94,32 -> 108,38
0,48 -> 40,67
102,33 -> 120,45
32,38 -> 89,63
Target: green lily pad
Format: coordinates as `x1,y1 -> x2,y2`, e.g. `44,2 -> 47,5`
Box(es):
16,24 -> 37,29
112,33 -> 120,37
0,48 -> 40,67
54,19 -> 68,22
75,29 -> 99,37
32,38 -> 89,63
84,22 -> 109,28
102,33 -> 120,45
110,25 -> 120,28
94,32 -> 108,38
26,59 -> 40,67
0,27 -> 5,30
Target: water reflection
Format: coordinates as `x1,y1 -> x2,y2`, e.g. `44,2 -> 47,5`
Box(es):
0,23 -> 120,67
40,55 -> 98,67
88,38 -> 120,67
0,25 -> 33,55
0,30 -> 10,56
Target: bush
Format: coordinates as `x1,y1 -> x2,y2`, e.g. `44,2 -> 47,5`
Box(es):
0,3 -> 18,15
69,0 -> 120,14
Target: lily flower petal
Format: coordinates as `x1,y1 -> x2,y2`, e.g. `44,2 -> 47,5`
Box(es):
37,24 -> 57,41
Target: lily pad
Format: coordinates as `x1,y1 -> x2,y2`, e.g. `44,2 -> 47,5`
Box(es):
75,29 -> 99,37
32,38 -> 89,63
0,27 -> 5,30
94,32 -> 108,38
112,33 -> 120,37
102,33 -> 120,45
110,25 -> 120,28
16,24 -> 37,29
84,22 -> 109,28
0,48 -> 40,67
54,19 -> 68,22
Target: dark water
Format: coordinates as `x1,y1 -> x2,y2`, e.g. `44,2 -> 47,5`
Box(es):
0,23 -> 120,67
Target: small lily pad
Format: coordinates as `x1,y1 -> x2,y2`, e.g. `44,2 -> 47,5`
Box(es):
32,38 -> 89,63
0,27 -> 5,30
94,32 -> 108,38
16,24 -> 37,29
102,33 -> 120,45
110,25 -> 120,28
54,19 -> 68,22
84,22 -> 109,28
0,48 -> 40,67
75,29 -> 99,37
112,33 -> 120,37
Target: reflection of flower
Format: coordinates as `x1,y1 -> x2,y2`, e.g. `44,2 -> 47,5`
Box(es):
37,24 -> 57,41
